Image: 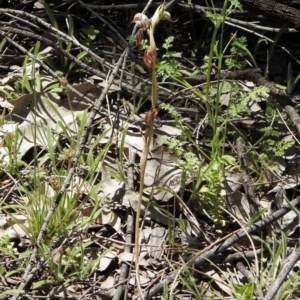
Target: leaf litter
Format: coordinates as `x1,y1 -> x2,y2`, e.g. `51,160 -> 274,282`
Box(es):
1,2 -> 300,299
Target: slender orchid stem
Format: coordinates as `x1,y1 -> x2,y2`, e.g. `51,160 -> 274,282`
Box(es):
130,3 -> 171,298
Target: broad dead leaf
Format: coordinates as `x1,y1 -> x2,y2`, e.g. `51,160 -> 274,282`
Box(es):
81,207 -> 121,231
0,83 -> 99,163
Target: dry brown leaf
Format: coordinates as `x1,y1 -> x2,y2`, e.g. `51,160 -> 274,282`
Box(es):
99,276 -> 116,299
147,226 -> 166,258
0,83 -> 99,163
205,270 -> 234,297
4,224 -> 27,240
118,252 -> 148,266
98,250 -> 117,271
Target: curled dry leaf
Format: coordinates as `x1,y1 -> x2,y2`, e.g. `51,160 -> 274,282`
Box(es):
205,270 -> 235,297
4,224 -> 27,240
118,252 -> 149,266
98,249 -> 118,272
147,226 -> 166,258
81,207 -> 121,232
99,276 -> 116,299
181,223 -> 201,249
129,273 -> 150,287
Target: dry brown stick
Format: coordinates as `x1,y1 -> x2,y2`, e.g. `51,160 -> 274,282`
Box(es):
0,26 -> 151,101
0,30 -> 104,109
0,9 -> 114,71
137,196 -> 300,300
264,245 -> 300,300
236,261 -> 255,283
222,249 -> 263,263
0,8 -> 173,99
236,261 -> 262,296
236,137 -> 259,217
77,0 -> 131,56
241,0 -> 300,30
178,1 -> 299,31
86,2 -> 161,10
112,150 -> 136,300
0,8 -> 183,108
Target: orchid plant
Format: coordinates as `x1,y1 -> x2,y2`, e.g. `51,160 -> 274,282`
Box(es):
130,1 -> 173,297
131,2 -> 173,108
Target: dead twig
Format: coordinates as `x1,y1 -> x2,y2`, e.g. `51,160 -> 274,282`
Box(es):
112,149 -> 136,300
137,196 -> 300,300
264,245 -> 300,300
236,137 -> 260,217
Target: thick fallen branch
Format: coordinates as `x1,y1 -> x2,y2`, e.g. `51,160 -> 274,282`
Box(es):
264,245 -> 300,300
178,0 -> 300,30
137,196 -> 300,300
241,0 -> 300,30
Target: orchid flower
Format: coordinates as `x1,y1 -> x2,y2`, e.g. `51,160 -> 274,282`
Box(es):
130,13 -> 150,46
130,1 -> 173,106
130,4 -> 174,299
